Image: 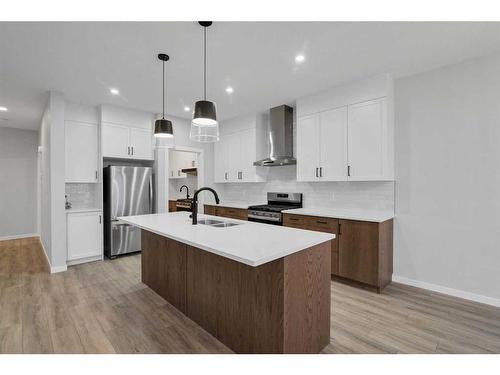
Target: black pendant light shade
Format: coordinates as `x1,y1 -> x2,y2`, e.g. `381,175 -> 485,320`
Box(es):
154,118 -> 173,138
154,53 -> 174,138
192,100 -> 217,127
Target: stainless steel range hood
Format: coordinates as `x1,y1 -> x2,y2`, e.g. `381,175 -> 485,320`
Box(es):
253,105 -> 296,167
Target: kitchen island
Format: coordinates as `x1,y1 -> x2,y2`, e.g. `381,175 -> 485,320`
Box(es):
119,212 -> 334,353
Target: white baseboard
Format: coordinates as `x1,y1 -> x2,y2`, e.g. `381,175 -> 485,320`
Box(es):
0,233 -> 39,241
38,237 -> 52,270
392,275 -> 500,308
67,255 -> 102,267
50,265 -> 68,274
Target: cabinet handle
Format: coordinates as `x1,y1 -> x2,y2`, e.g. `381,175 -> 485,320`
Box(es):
289,217 -> 299,221
225,172 -> 228,180
238,171 -> 242,180
95,170 -> 98,180
315,167 -> 319,178
316,220 -> 328,225
338,223 -> 342,235
347,165 -> 351,177
319,167 -> 323,177
131,146 -> 134,155
127,146 -> 130,155
178,170 -> 180,176
192,160 -> 195,167
99,215 -> 101,224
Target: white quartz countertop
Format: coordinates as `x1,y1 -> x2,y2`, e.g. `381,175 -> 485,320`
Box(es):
282,207 -> 394,223
119,212 -> 334,267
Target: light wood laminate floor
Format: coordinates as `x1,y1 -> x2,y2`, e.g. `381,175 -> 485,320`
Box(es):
1,238 -> 499,354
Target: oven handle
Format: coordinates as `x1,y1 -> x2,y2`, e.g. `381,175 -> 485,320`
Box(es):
247,213 -> 281,222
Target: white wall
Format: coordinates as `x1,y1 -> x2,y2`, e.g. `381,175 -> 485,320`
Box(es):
0,127 -> 38,238
394,52 -> 500,305
38,91 -> 66,272
39,107 -> 51,258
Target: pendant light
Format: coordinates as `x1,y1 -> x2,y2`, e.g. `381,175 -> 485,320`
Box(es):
154,53 -> 174,138
190,21 -> 219,143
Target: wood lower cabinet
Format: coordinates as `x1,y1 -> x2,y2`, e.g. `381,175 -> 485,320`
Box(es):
204,205 -> 247,221
338,219 -> 393,291
283,213 -> 393,292
141,229 -> 331,353
168,200 -> 177,212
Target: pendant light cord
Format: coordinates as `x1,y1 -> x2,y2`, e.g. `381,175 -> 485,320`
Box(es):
162,59 -> 165,119
204,26 -> 207,100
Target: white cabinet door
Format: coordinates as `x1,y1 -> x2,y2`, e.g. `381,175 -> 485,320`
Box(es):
348,98 -> 386,180
239,128 -> 259,182
296,114 -> 320,181
67,211 -> 102,261
130,127 -> 153,160
214,137 -> 229,183
319,107 -> 348,181
102,123 -> 130,158
226,132 -> 241,182
65,121 -> 98,183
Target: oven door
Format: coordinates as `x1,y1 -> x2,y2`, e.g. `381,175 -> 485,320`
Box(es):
247,212 -> 282,226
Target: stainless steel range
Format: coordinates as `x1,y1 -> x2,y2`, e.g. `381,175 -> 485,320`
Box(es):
248,192 -> 302,225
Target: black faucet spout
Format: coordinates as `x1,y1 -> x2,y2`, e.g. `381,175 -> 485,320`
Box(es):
191,187 -> 219,224
180,185 -> 190,199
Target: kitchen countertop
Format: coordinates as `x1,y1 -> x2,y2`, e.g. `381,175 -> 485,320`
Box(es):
119,212 -> 334,267
282,207 -> 394,223
65,207 -> 102,214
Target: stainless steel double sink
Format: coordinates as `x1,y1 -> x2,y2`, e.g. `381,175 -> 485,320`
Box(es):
197,219 -> 240,228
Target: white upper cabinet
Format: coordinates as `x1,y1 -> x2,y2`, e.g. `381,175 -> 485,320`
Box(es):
320,107 -> 348,180
214,115 -> 265,183
101,123 -> 153,160
100,105 -> 154,160
65,120 -> 99,183
296,114 -> 321,181
102,123 -> 130,158
169,150 -> 198,179
296,75 -> 394,181
214,137 -> 229,182
129,127 -> 153,160
297,106 -> 348,182
347,98 -> 387,180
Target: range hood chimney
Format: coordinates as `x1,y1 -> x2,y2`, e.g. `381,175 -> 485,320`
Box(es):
253,105 -> 296,167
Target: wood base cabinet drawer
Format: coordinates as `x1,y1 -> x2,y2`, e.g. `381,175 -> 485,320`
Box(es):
283,214 -> 337,233
204,205 -> 247,221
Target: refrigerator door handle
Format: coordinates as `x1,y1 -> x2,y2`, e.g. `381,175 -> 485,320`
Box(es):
149,176 -> 153,213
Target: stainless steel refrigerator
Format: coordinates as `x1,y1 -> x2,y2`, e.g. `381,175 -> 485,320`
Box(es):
103,166 -> 153,258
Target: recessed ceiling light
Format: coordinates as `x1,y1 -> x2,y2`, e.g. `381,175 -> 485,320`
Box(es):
0,106 -> 8,111
184,106 -> 190,112
110,88 -> 119,95
295,54 -> 305,63
225,86 -> 233,94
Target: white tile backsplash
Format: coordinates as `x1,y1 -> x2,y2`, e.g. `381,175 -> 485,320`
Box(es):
65,183 -> 100,209
214,165 -> 394,211
169,175 -> 198,200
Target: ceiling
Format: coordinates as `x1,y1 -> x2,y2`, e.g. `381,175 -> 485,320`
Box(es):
1,22 -> 500,130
